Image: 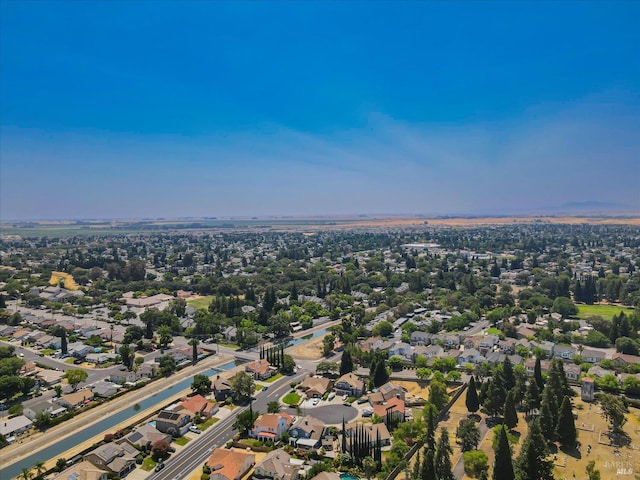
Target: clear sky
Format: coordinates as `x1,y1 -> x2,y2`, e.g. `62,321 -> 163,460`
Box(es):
1,1 -> 639,220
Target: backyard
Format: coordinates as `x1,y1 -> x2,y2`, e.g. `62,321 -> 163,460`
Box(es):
578,304 -> 635,320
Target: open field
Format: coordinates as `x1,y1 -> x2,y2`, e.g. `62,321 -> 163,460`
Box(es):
2,215 -> 639,238
578,304 -> 636,320
288,333 -> 326,360
186,295 -> 215,310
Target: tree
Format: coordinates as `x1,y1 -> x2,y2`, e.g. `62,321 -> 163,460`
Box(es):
267,401 -> 280,413
322,334 -> 335,356
281,354 -> 296,374
586,460 -> 601,480
362,456 -> 377,480
420,448 -> 436,480
231,372 -> 255,403
598,393 -> 628,435
55,458 -> 67,472
429,378 -> 449,411
492,425 -> 514,480
538,386 -> 556,441
416,367 -> 432,381
189,338 -> 200,365
466,376 -> 479,413
233,406 -> 259,435
372,321 -> 393,337
151,439 -> 172,461
20,467 -> 33,480
158,355 -> 176,376
556,396 -> 577,449
340,349 -> 354,375
63,369 -> 88,390
503,391 -> 518,430
119,344 -> 134,370
191,374 -> 212,395
32,461 -> 46,479
552,296 -> 578,318
463,450 -> 488,478
59,327 -> 68,355
515,419 -> 553,480
523,379 -> 540,414
434,428 -> 454,480
388,355 -> 404,371
456,417 -> 480,452
157,325 -> 173,350
54,384 -> 62,397
534,357 -> 544,391
373,359 -> 389,388
140,308 -> 157,339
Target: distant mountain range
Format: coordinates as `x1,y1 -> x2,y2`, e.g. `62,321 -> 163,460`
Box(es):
535,201 -> 639,215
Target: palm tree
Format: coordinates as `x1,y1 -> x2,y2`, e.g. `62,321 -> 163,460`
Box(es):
20,467 -> 33,480
33,461 -> 45,479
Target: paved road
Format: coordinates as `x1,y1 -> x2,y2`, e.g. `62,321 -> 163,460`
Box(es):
146,371 -> 307,480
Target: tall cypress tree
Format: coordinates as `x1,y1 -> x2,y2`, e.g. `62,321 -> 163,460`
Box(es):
503,390 -> 519,430
341,417 -> 347,453
556,396 -> 577,448
538,386 -> 556,442
421,448 -> 436,480
515,419 -> 554,480
340,349 -> 354,375
373,359 -> 389,387
466,376 -> 480,413
524,379 -> 541,414
492,425 -> 514,480
502,357 -> 515,391
534,357 -> 544,391
60,327 -> 68,355
424,402 -> 437,448
434,428 -> 455,480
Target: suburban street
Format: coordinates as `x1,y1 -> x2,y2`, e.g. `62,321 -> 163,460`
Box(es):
146,370 -> 308,480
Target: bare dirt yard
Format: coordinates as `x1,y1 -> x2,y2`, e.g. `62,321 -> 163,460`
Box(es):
288,334 -> 327,360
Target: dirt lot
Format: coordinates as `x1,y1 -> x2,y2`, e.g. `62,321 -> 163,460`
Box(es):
288,334 -> 327,360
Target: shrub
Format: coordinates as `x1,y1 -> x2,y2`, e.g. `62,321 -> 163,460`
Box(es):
463,450 -> 488,478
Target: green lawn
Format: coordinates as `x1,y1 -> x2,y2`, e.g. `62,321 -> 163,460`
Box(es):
255,384 -> 264,391
265,373 -> 283,383
174,436 -> 190,446
40,349 -> 56,356
282,392 -> 301,405
186,295 -> 215,310
218,342 -> 239,350
200,417 -> 219,431
141,457 -> 157,471
578,304 -> 635,320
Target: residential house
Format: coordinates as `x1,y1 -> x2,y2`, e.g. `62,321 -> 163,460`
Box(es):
458,348 -> 482,366
118,424 -> 171,450
422,345 -> 444,361
410,331 -> 431,346
524,358 -> 550,376
56,390 -> 94,409
582,349 -> 607,364
516,324 -> 538,339
554,345 -> 576,361
177,394 -> 219,419
206,448 -> 255,480
109,370 -> 141,385
612,353 -> 640,368
253,448 -> 305,480
297,376 -> 333,398
288,416 -> 325,449
251,412 -> 293,442
372,397 -> 405,425
344,422 -> 391,450
85,442 -> 137,477
36,368 -> 65,386
360,336 -> 385,351
563,363 -> 581,382
68,342 -> 93,359
478,335 -> 499,354
537,341 -> 556,358
309,473 -> 341,480
213,376 -> 232,401
0,415 -> 32,437
368,382 -> 406,405
35,334 -> 61,350
334,373 -> 365,397
52,460 -> 108,480
498,339 -> 517,354
223,326 -> 237,342
388,342 -> 413,360
23,400 -> 55,421
85,353 -> 118,365
91,381 -> 121,398
154,409 -> 192,437
485,353 -> 523,367
245,359 -> 277,381
588,366 -> 615,379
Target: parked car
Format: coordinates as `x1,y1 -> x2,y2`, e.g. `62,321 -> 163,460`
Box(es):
312,398 -> 320,406
357,397 -> 368,404
362,409 -> 373,417
154,462 -> 165,472
188,426 -> 202,434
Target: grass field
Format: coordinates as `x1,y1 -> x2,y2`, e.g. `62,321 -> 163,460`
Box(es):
186,295 -> 215,310
200,417 -> 219,431
282,392 -> 301,405
578,304 -> 635,320
264,373 -> 283,383
141,457 -> 157,471
174,436 -> 190,446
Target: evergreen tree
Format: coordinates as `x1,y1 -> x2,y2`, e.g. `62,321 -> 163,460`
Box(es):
492,425 -> 514,480
483,374 -> 506,418
503,391 -> 518,430
373,359 -> 389,387
60,328 -> 68,355
340,350 -> 354,375
341,417 -> 347,453
538,386 -> 556,442
434,428 -> 455,480
515,419 -> 553,480
502,357 -> 515,391
421,448 -> 436,480
369,358 -> 378,391
556,396 -> 577,449
466,376 -> 480,413
524,379 -> 540,414
534,357 -> 544,391
424,402 -> 438,448
412,451 -> 421,480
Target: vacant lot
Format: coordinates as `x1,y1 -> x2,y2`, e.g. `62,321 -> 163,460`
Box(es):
578,304 -> 636,320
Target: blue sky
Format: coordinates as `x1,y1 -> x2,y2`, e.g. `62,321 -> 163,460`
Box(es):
1,1 -> 638,220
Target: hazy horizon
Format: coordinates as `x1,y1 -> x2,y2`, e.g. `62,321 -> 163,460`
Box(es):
1,2 -> 639,221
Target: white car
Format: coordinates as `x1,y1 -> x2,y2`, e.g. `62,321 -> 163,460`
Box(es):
312,398 -> 320,406
188,426 -> 202,434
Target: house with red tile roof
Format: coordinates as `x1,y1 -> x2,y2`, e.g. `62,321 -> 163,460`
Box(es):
245,359 -> 277,380
251,412 -> 293,442
206,448 -> 255,480
177,394 -> 219,419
